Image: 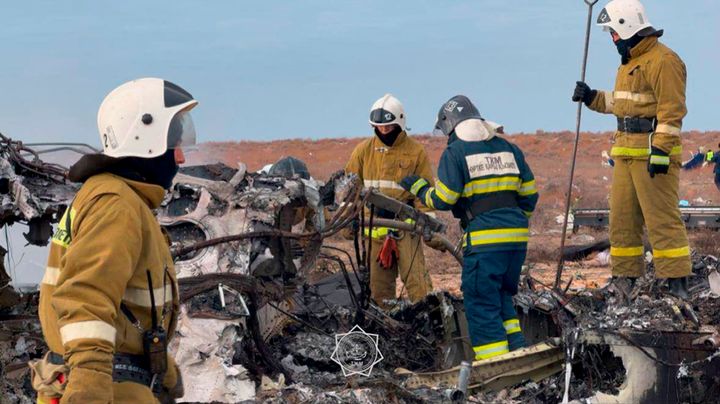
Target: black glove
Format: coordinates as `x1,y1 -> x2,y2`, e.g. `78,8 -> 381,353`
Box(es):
648,146 -> 670,178
572,81 -> 597,106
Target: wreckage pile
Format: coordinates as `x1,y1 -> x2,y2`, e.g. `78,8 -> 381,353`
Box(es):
0,138 -> 719,403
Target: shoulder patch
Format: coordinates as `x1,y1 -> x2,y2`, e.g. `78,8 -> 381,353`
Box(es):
466,152 -> 520,178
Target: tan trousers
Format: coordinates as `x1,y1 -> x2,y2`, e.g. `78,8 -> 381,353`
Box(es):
368,231 -> 433,308
609,159 -> 691,278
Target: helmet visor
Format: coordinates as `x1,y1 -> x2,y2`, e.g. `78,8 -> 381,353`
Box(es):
167,110 -> 197,149
369,108 -> 397,125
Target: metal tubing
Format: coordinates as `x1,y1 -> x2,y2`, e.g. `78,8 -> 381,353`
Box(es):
555,0 -> 599,290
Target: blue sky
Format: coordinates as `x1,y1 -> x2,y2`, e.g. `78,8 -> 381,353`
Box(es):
1,0 -> 718,146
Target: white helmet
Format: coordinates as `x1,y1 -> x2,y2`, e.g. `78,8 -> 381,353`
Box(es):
597,0 -> 661,40
369,94 -> 406,131
97,78 -> 198,158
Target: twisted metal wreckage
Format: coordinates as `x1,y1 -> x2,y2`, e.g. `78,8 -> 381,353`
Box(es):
0,135 -> 719,403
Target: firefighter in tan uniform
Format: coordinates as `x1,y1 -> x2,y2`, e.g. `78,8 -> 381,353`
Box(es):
32,78 -> 198,403
345,94 -> 436,308
573,0 -> 691,297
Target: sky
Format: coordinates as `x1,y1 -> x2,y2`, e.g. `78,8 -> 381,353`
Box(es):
1,1 -> 718,284
1,0 -> 718,147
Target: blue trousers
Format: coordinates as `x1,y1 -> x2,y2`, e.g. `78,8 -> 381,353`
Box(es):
462,249 -> 527,360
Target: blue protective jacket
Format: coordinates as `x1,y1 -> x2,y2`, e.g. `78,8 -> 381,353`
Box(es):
415,122 -> 538,253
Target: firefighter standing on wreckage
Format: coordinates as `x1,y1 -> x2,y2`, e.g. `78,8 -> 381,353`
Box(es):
572,0 -> 691,298
32,78 -> 195,403
345,94 -> 441,309
400,95 -> 538,360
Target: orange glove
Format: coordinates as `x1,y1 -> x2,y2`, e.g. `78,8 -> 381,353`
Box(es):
377,236 -> 399,269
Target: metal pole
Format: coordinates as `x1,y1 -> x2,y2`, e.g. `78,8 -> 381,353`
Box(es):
554,0 -> 599,290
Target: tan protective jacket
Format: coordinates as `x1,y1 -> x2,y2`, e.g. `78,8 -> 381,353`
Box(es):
345,131 -> 435,215
588,36 -> 687,161
39,173 -> 179,403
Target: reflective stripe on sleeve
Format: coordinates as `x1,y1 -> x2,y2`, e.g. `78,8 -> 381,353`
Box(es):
410,178 -> 428,195
436,180 -> 460,204
653,246 -> 690,259
655,124 -> 681,136
503,319 -> 521,334
603,91 -> 615,112
60,320 -> 116,345
41,266 -> 60,286
518,180 -> 537,196
123,285 -> 174,307
610,246 -> 644,257
425,190 -> 436,209
613,91 -> 656,103
474,340 -> 509,360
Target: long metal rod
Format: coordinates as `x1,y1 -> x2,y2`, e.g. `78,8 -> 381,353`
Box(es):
555,0 -> 599,290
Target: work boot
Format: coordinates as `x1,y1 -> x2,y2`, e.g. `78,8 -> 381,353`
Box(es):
610,276 -> 637,303
667,277 -> 689,300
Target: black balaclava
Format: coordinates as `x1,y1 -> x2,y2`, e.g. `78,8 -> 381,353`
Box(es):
374,124 -> 403,147
615,34 -> 645,65
108,149 -> 179,189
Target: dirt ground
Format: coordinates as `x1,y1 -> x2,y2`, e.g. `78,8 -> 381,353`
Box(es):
191,131 -> 720,296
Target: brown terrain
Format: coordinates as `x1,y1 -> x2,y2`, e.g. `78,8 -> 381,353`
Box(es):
189,131 -> 720,296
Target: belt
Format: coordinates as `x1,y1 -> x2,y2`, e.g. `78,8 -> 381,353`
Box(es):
617,116 -> 656,133
49,351 -> 156,389
468,192 -> 518,216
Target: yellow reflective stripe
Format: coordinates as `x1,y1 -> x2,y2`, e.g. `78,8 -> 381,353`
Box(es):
503,319 -> 521,334
410,178 -> 428,195
60,320 -> 116,345
41,266 -> 60,286
518,180 -> 537,196
436,180 -> 460,203
611,145 -> 682,157
462,176 -> 521,197
656,124 -> 681,136
614,91 -> 656,103
363,179 -> 403,191
610,246 -> 644,257
425,190 -> 436,209
123,285 -> 173,307
467,228 -> 529,246
364,219 -> 414,239
474,340 -> 509,360
364,226 -> 390,239
650,155 -> 670,165
603,90 -> 615,112
51,207 -> 76,248
653,246 -> 690,259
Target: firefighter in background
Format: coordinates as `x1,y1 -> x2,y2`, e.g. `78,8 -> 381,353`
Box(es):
345,94 -> 436,309
682,144 -> 720,192
705,145 -> 720,191
401,95 -> 538,360
573,0 -> 691,298
33,78 -> 196,403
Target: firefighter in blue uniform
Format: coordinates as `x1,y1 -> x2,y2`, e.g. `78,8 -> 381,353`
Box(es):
400,95 -> 539,360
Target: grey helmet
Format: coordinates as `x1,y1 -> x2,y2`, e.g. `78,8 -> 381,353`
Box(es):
268,156 -> 310,180
433,95 -> 483,137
